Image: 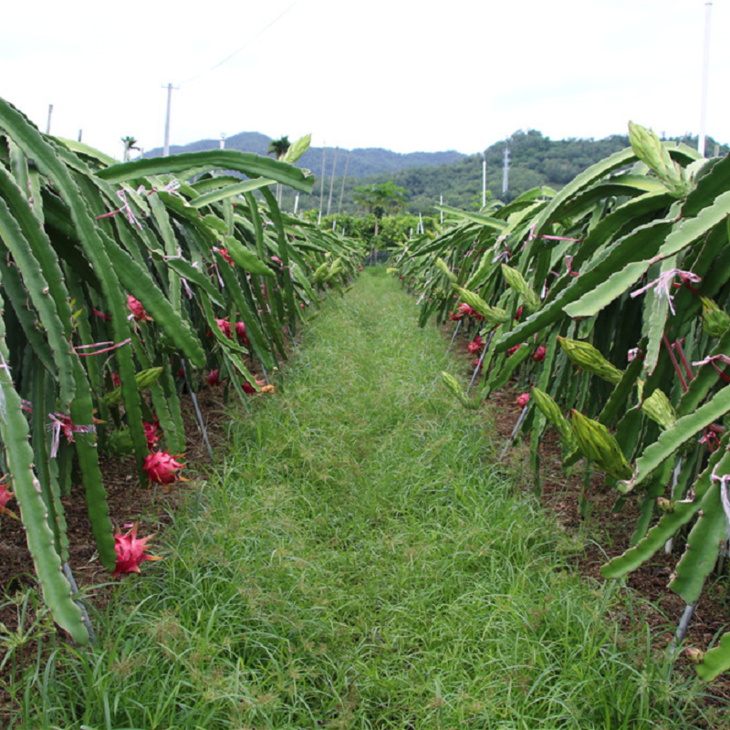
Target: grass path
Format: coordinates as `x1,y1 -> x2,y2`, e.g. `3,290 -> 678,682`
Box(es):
19,269 -> 706,729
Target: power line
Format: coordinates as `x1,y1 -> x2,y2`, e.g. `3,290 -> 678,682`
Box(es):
178,2 -> 298,86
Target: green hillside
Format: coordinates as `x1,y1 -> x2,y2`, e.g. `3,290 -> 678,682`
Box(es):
288,130 -> 729,215
144,132 -> 465,179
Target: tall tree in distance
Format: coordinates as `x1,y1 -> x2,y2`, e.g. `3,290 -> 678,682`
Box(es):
267,135 -> 291,204
121,136 -> 140,162
353,181 -> 408,264
352,181 -> 408,237
267,135 -> 291,160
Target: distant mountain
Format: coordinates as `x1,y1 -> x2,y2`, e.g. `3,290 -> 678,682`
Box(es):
143,132 -> 466,179
144,129 -> 729,216
290,129 -> 730,215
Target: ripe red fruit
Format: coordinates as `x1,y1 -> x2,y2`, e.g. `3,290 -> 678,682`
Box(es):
113,523 -> 161,575
517,393 -> 530,408
0,481 -> 16,517
143,421 -> 160,450
207,369 -> 222,387
218,248 -> 234,265
508,344 -> 522,357
235,321 -> 250,345
215,318 -> 232,339
532,346 -> 547,363
127,295 -> 151,322
143,450 -> 184,486
468,336 -> 485,354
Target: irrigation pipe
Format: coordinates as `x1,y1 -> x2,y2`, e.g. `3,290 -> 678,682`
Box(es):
467,331 -> 493,395
180,358 -> 215,465
500,405 -> 530,460
62,562 -> 96,646
447,320 -> 461,354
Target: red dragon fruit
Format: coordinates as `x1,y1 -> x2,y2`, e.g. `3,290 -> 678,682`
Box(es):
215,318 -> 232,339
143,450 -> 184,486
218,248 -> 234,265
127,295 -> 151,322
143,421 -> 160,450
235,321 -> 250,345
532,346 -> 547,363
207,369 -> 222,387
468,336 -> 484,355
0,480 -> 17,518
516,393 -> 530,408
113,522 -> 162,575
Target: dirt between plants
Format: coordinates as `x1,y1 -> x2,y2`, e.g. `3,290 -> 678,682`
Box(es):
448,326 -> 730,719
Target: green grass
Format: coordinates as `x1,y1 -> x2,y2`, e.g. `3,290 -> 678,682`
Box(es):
8,268 -> 710,728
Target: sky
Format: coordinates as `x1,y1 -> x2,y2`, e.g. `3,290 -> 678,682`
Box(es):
2,1 -> 726,161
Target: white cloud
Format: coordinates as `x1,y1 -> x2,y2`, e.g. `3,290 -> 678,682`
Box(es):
1,0 -> 725,158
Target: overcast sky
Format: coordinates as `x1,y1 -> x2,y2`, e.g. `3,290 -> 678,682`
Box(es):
2,1 -> 725,160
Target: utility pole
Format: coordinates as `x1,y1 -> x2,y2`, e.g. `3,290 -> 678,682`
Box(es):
482,152 -> 487,208
46,104 -> 53,134
699,1 -> 713,157
502,146 -> 510,196
78,129 -> 83,142
318,145 -> 326,225
219,133 -> 226,150
326,146 -> 339,217
337,149 -> 351,216
162,83 -> 179,157
439,194 -> 443,226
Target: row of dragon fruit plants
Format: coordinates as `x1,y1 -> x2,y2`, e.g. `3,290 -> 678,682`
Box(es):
392,123 -> 730,682
0,98 -> 363,645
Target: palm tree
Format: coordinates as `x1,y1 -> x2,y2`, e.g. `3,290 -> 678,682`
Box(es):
121,136 -> 140,162
267,135 -> 291,161
267,136 -> 291,205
